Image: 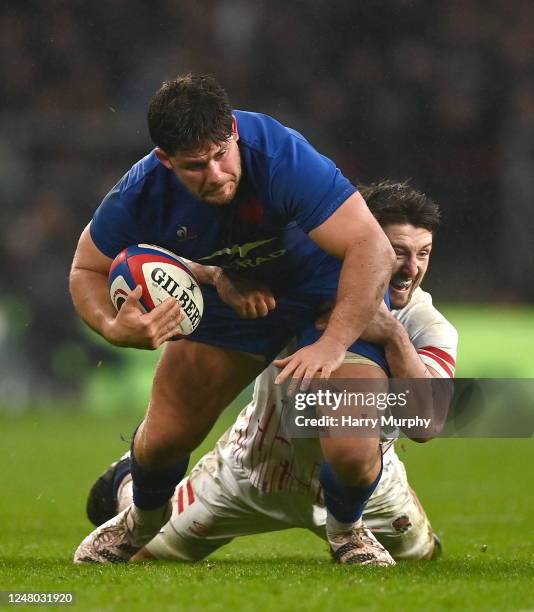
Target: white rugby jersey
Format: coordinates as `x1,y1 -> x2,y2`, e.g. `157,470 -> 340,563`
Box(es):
393,287 -> 457,377
218,287 -> 458,500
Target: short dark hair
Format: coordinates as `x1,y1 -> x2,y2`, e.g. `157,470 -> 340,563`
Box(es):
360,180 -> 441,233
147,74 -> 233,155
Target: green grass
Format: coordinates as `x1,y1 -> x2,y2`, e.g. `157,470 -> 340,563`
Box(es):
0,413 -> 532,611
439,304 -> 534,378
1,305 -> 534,610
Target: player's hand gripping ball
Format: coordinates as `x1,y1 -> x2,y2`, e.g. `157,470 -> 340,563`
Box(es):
108,244 -> 204,336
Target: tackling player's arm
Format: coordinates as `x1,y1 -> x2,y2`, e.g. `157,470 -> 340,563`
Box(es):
179,260 -> 276,319
316,301 -> 453,442
359,303 -> 452,442
69,225 -> 183,349
275,192 -> 395,387
358,303 -> 442,379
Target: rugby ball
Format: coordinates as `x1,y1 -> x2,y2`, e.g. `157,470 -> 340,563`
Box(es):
108,244 -> 203,336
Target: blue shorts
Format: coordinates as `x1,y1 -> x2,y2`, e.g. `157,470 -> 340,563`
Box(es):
186,278 -> 389,372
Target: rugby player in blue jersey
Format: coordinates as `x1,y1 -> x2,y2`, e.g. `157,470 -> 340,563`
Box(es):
70,74 -> 395,564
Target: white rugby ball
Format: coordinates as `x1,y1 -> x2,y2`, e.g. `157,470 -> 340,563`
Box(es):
108,244 -> 204,336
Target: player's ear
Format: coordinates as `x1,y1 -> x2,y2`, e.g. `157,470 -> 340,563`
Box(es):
231,115 -> 239,142
155,147 -> 173,170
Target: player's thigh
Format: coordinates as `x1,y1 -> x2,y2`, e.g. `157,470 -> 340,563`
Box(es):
144,340 -> 264,450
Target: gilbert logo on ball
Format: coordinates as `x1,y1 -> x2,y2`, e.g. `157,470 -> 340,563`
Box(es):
108,244 -> 204,336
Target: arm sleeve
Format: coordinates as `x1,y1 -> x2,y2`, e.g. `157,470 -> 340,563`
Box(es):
397,293 -> 459,378
417,341 -> 458,378
412,320 -> 458,378
268,133 -> 357,233
89,179 -> 144,259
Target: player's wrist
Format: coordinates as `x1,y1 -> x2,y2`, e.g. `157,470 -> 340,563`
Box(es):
211,266 -> 225,287
103,316 -> 129,346
182,260 -> 221,286
102,317 -> 120,345
384,319 -> 410,350
317,330 -> 349,353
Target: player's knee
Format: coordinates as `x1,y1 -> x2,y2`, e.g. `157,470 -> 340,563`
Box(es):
322,441 -> 380,485
386,528 -> 438,562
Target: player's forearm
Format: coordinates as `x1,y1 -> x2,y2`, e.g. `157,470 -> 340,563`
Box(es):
180,259 -> 222,286
384,323 -> 433,378
385,322 -> 450,442
69,267 -> 117,340
322,238 -> 394,349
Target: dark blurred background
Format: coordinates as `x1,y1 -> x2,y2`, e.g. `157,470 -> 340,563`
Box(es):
1,0 -> 533,402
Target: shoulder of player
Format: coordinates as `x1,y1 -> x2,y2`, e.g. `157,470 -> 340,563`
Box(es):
396,287 -> 436,317
114,150 -> 169,198
235,109 -> 308,160
395,288 -> 458,340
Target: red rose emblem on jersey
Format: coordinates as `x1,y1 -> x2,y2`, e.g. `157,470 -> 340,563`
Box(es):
238,197 -> 264,225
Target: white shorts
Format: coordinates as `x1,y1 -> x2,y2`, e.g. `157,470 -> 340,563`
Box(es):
119,446 -> 435,562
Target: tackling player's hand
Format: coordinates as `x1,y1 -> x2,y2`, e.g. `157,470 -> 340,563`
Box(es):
273,336 -> 346,393
107,285 -> 185,349
359,302 -> 399,346
213,271 -> 276,318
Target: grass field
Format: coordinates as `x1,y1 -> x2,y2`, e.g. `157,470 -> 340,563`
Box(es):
1,414 -> 532,611
1,306 -> 533,611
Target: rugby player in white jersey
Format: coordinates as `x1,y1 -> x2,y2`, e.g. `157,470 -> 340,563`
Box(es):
84,180 -> 457,564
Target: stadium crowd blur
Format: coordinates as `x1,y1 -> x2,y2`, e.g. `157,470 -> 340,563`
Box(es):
1,0 -> 533,401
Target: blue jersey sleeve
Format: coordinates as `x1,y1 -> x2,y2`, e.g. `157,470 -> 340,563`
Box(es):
268,133 -> 357,233
90,178 -> 144,259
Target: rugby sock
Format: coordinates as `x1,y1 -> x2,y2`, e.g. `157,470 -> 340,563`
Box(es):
320,455 -> 383,533
130,450 -> 189,511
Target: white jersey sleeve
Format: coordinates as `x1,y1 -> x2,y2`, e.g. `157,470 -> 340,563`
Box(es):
392,287 -> 458,378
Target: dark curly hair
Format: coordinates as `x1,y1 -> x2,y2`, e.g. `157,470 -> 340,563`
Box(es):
147,74 -> 233,155
360,180 -> 441,233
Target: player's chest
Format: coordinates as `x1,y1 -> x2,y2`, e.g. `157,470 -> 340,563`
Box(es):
155,194 -> 286,268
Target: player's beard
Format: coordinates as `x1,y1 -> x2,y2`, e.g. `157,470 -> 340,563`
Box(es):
201,175 -> 241,205
389,273 -> 420,309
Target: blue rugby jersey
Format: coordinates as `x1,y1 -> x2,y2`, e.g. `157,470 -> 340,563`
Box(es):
90,110 -> 357,293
